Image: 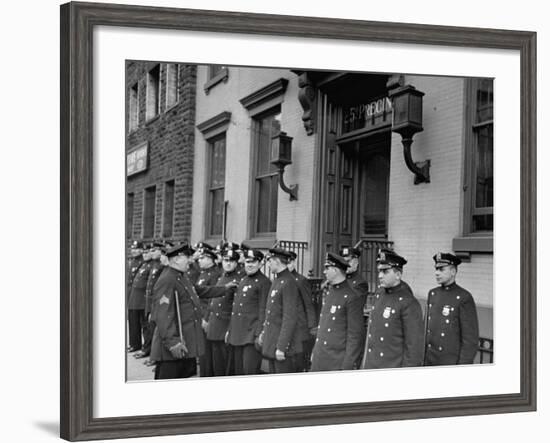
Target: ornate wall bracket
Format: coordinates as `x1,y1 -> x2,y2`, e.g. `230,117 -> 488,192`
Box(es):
297,73 -> 317,135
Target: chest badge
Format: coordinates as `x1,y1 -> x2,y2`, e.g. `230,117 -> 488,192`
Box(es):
330,305 -> 337,314
383,306 -> 392,319
271,289 -> 278,297
243,286 -> 249,293
197,279 -> 204,286
442,305 -> 451,316
159,294 -> 170,305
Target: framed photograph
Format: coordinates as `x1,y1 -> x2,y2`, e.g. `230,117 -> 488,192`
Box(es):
60,1 -> 536,441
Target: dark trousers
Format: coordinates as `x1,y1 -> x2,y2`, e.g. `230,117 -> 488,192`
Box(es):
268,354 -> 300,374
141,319 -> 155,355
209,340 -> 229,376
128,309 -> 145,350
233,344 -> 262,375
154,359 -> 197,379
199,336 -> 213,377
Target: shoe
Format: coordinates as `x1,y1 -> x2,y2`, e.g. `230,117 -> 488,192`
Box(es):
127,346 -> 140,353
134,352 -> 149,359
144,360 -> 156,367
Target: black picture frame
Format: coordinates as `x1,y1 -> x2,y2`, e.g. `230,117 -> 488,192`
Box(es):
60,1 -> 537,441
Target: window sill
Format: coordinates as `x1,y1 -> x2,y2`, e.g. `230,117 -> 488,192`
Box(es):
204,68 -> 229,95
244,237 -> 277,249
145,114 -> 160,125
452,235 -> 493,255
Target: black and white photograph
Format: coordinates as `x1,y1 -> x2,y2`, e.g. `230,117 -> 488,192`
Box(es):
125,62 -> 494,381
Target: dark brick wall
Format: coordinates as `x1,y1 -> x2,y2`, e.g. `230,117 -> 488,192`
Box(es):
126,61 -> 197,243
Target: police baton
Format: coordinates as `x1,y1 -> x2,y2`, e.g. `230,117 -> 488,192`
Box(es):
174,290 -> 186,358
360,314 -> 372,369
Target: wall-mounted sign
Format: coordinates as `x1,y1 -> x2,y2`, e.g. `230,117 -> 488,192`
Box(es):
342,96 -> 392,134
127,143 -> 148,176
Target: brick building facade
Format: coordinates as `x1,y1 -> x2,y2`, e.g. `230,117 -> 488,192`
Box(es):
126,61 -> 197,243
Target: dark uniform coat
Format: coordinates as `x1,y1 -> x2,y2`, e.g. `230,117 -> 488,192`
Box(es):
362,280 -> 424,369
195,265 -> 222,320
144,259 -> 164,316
346,270 -> 369,303
227,271 -> 271,346
261,269 -> 303,359
128,261 -> 151,310
424,282 -> 479,365
291,270 -> 317,341
127,256 -> 143,301
186,261 -> 201,285
150,267 -> 204,361
310,279 -> 365,371
204,269 -> 241,341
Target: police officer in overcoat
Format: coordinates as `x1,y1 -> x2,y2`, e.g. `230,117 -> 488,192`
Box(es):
361,249 -> 424,369
194,243 -> 222,377
259,248 -> 303,374
136,241 -> 165,359
310,253 -> 365,372
424,252 -> 479,365
287,251 -> 317,372
340,246 -> 369,368
127,243 -> 152,352
127,240 -> 144,302
202,247 -> 242,376
150,243 -> 204,379
226,248 -> 271,375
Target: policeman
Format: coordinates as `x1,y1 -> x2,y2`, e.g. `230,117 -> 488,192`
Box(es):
259,248 -> 303,374
339,247 -> 369,303
310,253 -> 365,372
128,238 -> 144,282
150,242 -> 204,379
195,243 -> 222,377
127,243 -> 152,352
340,246 -> 369,368
287,251 -> 317,372
202,247 -> 242,376
361,249 -> 424,369
226,249 -> 271,375
136,241 -> 165,360
424,252 -> 479,365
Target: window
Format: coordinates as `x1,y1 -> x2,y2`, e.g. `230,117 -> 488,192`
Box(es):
165,63 -> 179,109
128,83 -> 139,131
146,64 -> 160,120
207,135 -> 226,238
204,65 -> 228,95
143,186 -> 156,238
470,78 -> 493,232
162,180 -> 175,238
453,78 -> 493,253
126,193 -> 134,238
253,108 -> 281,235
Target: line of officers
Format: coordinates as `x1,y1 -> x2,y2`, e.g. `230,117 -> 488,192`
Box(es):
127,240 -> 480,379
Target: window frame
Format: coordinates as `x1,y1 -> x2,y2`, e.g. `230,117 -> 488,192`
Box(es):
205,134 -> 227,240
203,65 -> 229,95
145,64 -> 161,122
161,180 -> 175,239
249,106 -> 282,241
141,185 -> 157,240
453,77 -> 494,254
128,82 -> 139,133
165,63 -> 179,111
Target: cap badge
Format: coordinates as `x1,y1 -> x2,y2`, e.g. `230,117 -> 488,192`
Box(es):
383,306 -> 392,319
380,251 -> 386,261
436,252 -> 442,261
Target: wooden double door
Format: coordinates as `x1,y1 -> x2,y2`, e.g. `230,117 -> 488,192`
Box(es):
320,100 -> 391,261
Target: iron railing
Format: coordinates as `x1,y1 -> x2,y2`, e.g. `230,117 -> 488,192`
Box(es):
354,238 -> 394,298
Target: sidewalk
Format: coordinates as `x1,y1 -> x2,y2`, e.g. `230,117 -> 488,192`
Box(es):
126,350 -> 155,381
